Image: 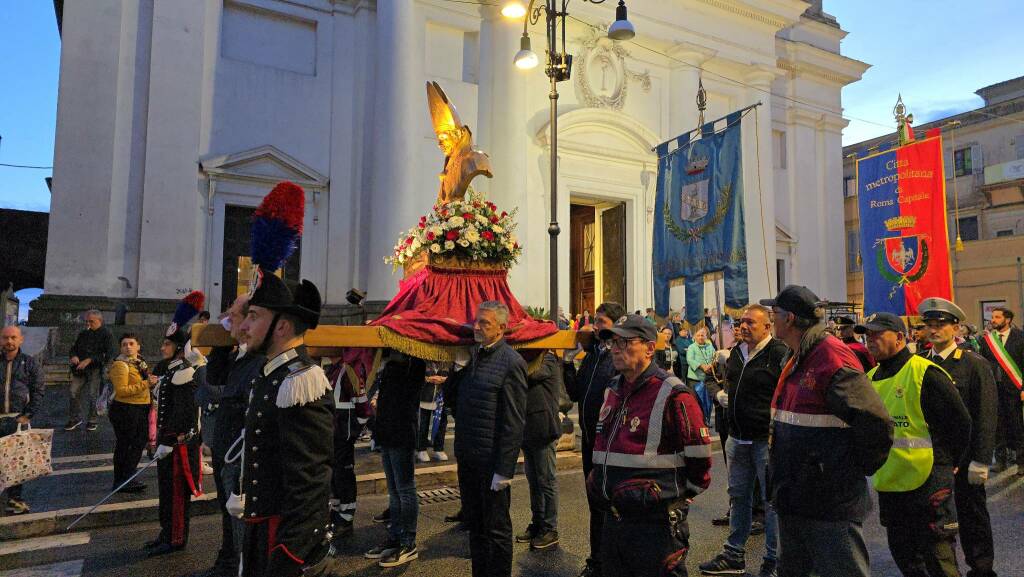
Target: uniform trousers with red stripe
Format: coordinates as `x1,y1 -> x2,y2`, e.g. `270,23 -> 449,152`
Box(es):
241,516 -> 334,577
156,441 -> 201,547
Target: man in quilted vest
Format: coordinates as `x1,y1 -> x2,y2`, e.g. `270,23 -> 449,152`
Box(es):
447,300 -> 528,577
587,314 -> 713,577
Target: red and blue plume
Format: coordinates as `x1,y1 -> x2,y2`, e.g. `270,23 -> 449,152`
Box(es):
251,181 -> 305,274
173,291 -> 205,328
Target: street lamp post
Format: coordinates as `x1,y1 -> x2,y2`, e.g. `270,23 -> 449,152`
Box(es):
503,1 -> 634,322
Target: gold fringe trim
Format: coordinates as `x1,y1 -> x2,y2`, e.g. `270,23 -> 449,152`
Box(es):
677,304 -> 746,334
376,327 -> 471,363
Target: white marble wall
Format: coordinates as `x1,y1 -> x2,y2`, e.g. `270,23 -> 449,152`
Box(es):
47,0 -> 867,315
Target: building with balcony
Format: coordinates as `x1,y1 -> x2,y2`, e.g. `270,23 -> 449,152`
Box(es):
844,76 -> 1024,325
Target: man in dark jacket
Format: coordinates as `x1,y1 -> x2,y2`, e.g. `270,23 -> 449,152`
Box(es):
836,316 -> 875,371
0,325 -> 44,515
859,312 -> 972,577
563,301 -> 624,577
515,351 -> 562,550
363,350 -> 424,568
978,306 -> 1024,474
447,300 -> 528,577
67,309 -> 115,431
919,297 -> 999,577
700,304 -> 788,577
762,286 -> 893,577
190,295 -> 264,577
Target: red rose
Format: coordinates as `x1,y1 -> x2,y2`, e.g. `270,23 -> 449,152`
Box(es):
490,216 -> 499,224
500,211 -> 508,218
426,232 -> 435,241
462,212 -> 474,220
420,215 -> 427,221
446,230 -> 459,241
482,231 -> 495,241
487,202 -> 496,210
418,222 -> 426,229
405,236 -> 414,245
473,202 -> 481,208
514,242 -> 519,249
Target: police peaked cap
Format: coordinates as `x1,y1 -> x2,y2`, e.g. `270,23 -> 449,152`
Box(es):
249,271 -> 322,330
918,297 -> 966,324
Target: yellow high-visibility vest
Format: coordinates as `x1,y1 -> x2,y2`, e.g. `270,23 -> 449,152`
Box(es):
868,354 -> 940,492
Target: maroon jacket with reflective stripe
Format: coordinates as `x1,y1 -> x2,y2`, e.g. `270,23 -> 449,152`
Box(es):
587,362 -> 713,511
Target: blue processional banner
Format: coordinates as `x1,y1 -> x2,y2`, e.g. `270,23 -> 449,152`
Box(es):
653,112 -> 747,325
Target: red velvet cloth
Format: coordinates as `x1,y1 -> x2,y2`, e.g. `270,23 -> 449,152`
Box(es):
370,264 -> 557,346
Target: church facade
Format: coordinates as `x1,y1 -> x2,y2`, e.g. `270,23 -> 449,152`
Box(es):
40,0 -> 867,321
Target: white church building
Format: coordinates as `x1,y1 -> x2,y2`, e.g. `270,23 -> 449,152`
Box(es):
38,0 -> 867,322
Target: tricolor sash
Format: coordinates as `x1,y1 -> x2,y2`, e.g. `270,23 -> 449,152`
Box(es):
983,331 -> 1023,390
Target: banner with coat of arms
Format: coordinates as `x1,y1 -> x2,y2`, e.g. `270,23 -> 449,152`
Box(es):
653,112 -> 747,324
856,135 -> 952,315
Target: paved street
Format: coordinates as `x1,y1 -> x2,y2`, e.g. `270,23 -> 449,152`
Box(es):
2,447 -> 1022,577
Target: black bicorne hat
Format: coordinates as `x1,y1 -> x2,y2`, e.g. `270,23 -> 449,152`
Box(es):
249,272 -> 322,330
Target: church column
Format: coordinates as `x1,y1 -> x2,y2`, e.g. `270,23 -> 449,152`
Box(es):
789,106 -> 827,295
821,116 -> 849,300
136,0 -> 209,298
743,67 -> 777,300
667,44 -> 715,137
366,0 -> 425,302
479,11 -> 532,298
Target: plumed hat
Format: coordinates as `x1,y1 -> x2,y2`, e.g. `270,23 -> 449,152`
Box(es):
250,273 -> 322,330
166,291 -> 205,346
248,181 -> 305,295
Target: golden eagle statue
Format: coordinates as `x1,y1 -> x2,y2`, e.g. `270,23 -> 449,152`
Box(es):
427,81 -> 492,204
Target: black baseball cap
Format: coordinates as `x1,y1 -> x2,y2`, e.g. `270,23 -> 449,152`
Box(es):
759,285 -> 822,320
854,312 -> 906,335
833,316 -> 855,327
598,314 -> 658,343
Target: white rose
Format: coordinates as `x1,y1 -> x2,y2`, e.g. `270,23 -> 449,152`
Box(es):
465,228 -> 481,243
428,225 -> 443,238
448,216 -> 465,228
411,238 -> 422,250
444,240 -> 455,250
430,243 -> 442,253
457,239 -> 470,247
491,225 -> 504,234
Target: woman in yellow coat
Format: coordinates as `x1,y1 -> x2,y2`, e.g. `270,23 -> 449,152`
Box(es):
108,333 -> 152,493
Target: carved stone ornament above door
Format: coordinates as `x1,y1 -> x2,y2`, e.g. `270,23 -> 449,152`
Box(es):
574,24 -> 651,111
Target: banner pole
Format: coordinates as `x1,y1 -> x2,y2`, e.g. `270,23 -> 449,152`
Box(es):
714,272 -> 725,349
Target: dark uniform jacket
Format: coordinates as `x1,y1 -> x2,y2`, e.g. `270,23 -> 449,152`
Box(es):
156,358 -> 203,444
447,338 -> 528,478
523,352 -> 563,449
0,351 -> 44,418
705,337 -> 788,442
842,337 -> 876,371
242,346 -> 333,573
921,345 -> 997,467
564,342 -> 617,448
979,326 -> 1024,394
205,345 -> 263,455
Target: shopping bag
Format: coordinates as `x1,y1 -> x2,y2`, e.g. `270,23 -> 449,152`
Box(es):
95,381 -> 114,417
0,424 -> 54,491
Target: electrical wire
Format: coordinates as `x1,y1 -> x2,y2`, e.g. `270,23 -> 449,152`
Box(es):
0,163 -> 53,169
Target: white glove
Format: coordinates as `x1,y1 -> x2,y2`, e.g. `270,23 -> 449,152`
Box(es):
184,340 -> 207,367
490,473 -> 511,492
226,492 -> 246,518
153,444 -> 174,460
716,390 -> 729,408
967,461 -> 989,485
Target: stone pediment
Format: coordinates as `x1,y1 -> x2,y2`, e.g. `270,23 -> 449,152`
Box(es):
200,145 -> 328,191
535,108 -> 658,165
776,222 -> 796,244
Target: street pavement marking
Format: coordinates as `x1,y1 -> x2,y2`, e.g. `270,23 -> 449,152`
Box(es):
988,475 -> 1023,503
0,559 -> 84,576
0,533 -> 90,557
52,454 -> 112,465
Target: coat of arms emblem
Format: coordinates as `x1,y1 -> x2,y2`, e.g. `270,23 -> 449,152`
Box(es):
679,180 -> 709,222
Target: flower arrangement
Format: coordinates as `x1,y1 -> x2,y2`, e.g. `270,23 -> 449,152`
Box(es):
386,189 -> 522,270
